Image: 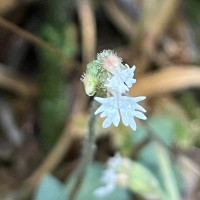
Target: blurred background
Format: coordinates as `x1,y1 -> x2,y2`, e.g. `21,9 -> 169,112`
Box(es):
0,0 -> 200,199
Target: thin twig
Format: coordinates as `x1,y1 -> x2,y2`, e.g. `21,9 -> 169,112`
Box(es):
25,118 -> 74,190
75,0 -> 96,112
24,91 -> 89,192
0,16 -> 66,59
0,96 -> 86,200
0,99 -> 24,147
76,0 -> 96,64
142,0 -> 180,44
69,100 -> 97,200
102,0 -> 136,40
0,64 -> 38,98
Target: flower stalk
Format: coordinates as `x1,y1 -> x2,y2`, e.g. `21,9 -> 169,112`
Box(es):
69,100 -> 97,200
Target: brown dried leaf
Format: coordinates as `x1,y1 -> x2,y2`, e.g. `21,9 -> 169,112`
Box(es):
131,66 -> 200,97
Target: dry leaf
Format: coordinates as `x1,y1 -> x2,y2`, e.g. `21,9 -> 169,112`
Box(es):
131,66 -> 200,97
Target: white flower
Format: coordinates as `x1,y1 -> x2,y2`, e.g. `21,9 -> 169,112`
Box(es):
81,49 -> 147,131
111,64 -> 136,87
105,65 -> 136,93
94,153 -> 122,197
107,153 -> 122,169
105,76 -> 129,93
94,169 -> 117,197
94,94 -> 146,131
122,65 -> 136,88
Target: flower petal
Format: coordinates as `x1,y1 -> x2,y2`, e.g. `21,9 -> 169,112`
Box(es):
102,117 -> 113,128
94,184 -> 115,197
132,96 -> 146,102
94,96 -> 114,104
95,105 -> 106,115
94,93 -> 146,130
120,108 -> 129,126
113,111 -> 120,127
135,104 -> 146,112
134,111 -> 147,120
129,119 -> 137,131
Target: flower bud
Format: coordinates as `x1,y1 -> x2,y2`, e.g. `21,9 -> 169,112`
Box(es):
81,60 -> 107,96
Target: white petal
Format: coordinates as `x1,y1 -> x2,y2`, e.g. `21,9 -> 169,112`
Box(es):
101,169 -> 117,183
108,153 -> 122,169
120,108 -> 129,126
94,97 -> 105,103
102,111 -> 116,128
102,118 -> 112,128
125,78 -> 136,88
94,184 -> 115,197
129,119 -> 136,131
105,76 -> 129,93
95,105 -> 106,115
134,111 -> 147,120
132,65 -> 136,71
113,111 -> 120,127
94,93 -> 146,131
120,67 -> 136,88
94,96 -> 114,104
135,104 -> 146,112
100,111 -> 108,118
129,96 -> 146,103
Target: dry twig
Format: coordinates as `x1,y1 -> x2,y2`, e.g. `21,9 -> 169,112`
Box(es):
0,16 -> 67,61
76,0 -> 96,64
0,64 -> 38,98
0,99 -> 24,147
102,0 -> 136,40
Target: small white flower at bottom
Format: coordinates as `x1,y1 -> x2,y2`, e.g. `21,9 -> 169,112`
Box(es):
94,169 -> 117,197
94,94 -> 146,131
94,153 -> 122,197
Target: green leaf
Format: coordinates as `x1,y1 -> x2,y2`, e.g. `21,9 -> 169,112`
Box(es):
148,115 -> 174,146
119,159 -> 167,199
33,174 -> 67,200
154,142 -> 181,200
132,113 -> 191,167
148,114 -> 192,148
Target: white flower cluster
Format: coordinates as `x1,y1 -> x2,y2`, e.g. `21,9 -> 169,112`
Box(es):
94,153 -> 123,197
94,51 -> 147,131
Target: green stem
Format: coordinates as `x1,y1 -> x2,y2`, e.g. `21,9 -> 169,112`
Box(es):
68,100 -> 97,200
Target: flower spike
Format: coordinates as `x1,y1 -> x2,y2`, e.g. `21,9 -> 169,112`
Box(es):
81,49 -> 147,131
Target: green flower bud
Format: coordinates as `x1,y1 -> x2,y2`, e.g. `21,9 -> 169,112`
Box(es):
81,60 -> 107,97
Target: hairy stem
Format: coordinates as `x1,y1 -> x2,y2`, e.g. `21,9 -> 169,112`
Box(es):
69,100 -> 97,200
